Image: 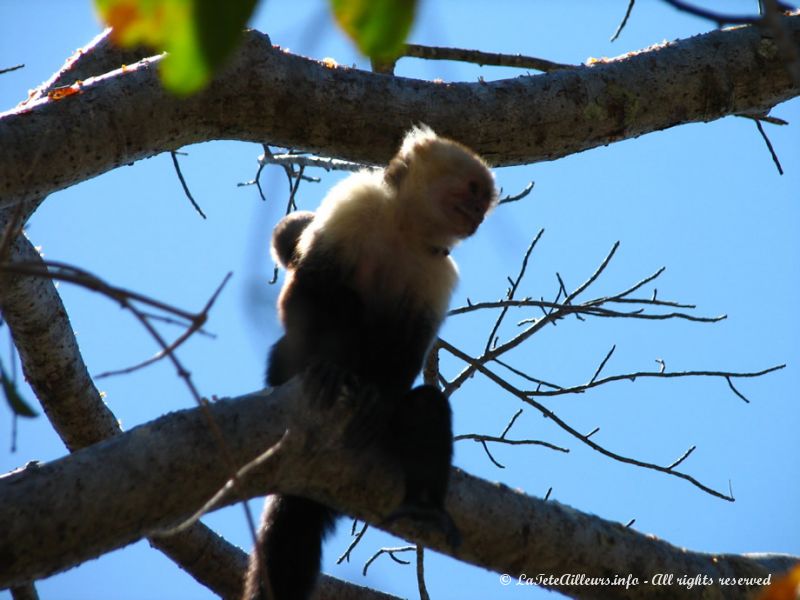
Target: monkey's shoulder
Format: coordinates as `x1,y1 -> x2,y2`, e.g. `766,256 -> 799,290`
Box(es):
295,172 -> 457,318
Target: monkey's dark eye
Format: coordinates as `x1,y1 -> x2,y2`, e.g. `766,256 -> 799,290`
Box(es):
468,180 -> 480,195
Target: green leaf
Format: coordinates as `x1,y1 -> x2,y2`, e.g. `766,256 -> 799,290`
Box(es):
0,357 -> 37,418
331,0 -> 416,60
94,0 -> 258,95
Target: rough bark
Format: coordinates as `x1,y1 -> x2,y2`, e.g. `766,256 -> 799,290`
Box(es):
0,380 -> 796,600
1,17 -> 799,209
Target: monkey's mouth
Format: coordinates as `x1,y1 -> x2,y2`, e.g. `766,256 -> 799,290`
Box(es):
453,201 -> 485,235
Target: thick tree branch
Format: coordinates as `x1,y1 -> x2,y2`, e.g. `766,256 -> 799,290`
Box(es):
0,231 -> 119,449
0,381 -> 795,600
1,17 -> 799,209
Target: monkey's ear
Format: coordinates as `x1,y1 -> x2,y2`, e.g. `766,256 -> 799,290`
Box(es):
384,157 -> 409,189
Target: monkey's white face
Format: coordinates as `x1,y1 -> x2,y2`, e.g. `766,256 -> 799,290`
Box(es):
392,132 -> 497,248
428,169 -> 496,240
447,176 -> 495,237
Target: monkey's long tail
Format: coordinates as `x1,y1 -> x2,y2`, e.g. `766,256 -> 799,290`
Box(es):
243,494 -> 338,600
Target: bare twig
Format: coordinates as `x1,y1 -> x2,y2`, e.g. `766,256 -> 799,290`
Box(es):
336,520 -> 369,564
753,119 -> 785,175
363,546 -> 414,576
589,345 -> 617,385
660,0 -> 795,25
498,181 -> 535,205
667,446 -> 696,470
260,152 -> 369,173
416,545 -> 430,600
738,112 -> 789,126
440,338 -> 737,501
525,365 -> 785,398
0,64 -> 25,76
454,433 -> 569,454
611,0 -> 637,42
455,294 -> 722,323
285,165 -> 306,214
237,144 -> 270,201
726,376 -> 752,403
137,311 -> 217,338
402,44 -> 573,72
170,151 -> 207,219
447,241 -> 621,394
95,273 -> 232,378
493,358 -> 564,392
500,408 -> 523,438
482,229 -> 544,355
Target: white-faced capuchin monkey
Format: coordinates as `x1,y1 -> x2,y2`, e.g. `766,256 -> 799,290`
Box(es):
243,126 -> 497,600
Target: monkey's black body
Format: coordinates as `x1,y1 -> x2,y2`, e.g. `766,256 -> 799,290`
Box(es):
247,240 -> 454,600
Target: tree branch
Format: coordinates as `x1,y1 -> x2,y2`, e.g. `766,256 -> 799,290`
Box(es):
2,17 -> 799,209
0,380 -> 796,600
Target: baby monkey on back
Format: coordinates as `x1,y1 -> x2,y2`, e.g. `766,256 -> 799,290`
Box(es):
244,126 -> 497,600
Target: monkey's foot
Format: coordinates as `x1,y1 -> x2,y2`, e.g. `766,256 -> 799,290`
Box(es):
382,504 -> 462,549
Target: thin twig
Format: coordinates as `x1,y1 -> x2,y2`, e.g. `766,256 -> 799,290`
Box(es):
416,545 -> 430,600
237,144 -> 270,201
478,439 -> 505,468
738,113 -> 789,126
95,273 -> 232,378
402,43 -> 573,72
483,229 -> 544,354
525,365 -> 785,398
454,433 -> 569,453
446,242 -> 621,394
667,445 -> 696,470
589,345 -> 616,385
286,165 -> 306,214
137,311 -> 217,338
363,546 -> 414,576
726,376 -> 752,403
337,520 -> 369,564
170,151 -> 207,219
500,408 -> 523,438
753,119 -> 785,175
498,181 -> 535,205
0,64 -> 24,75
660,0 -> 794,25
260,152 -> 369,173
440,339 -> 736,501
611,0 -> 637,42
494,358 -> 564,391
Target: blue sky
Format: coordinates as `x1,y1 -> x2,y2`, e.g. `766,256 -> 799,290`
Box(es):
1,1 -> 798,599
